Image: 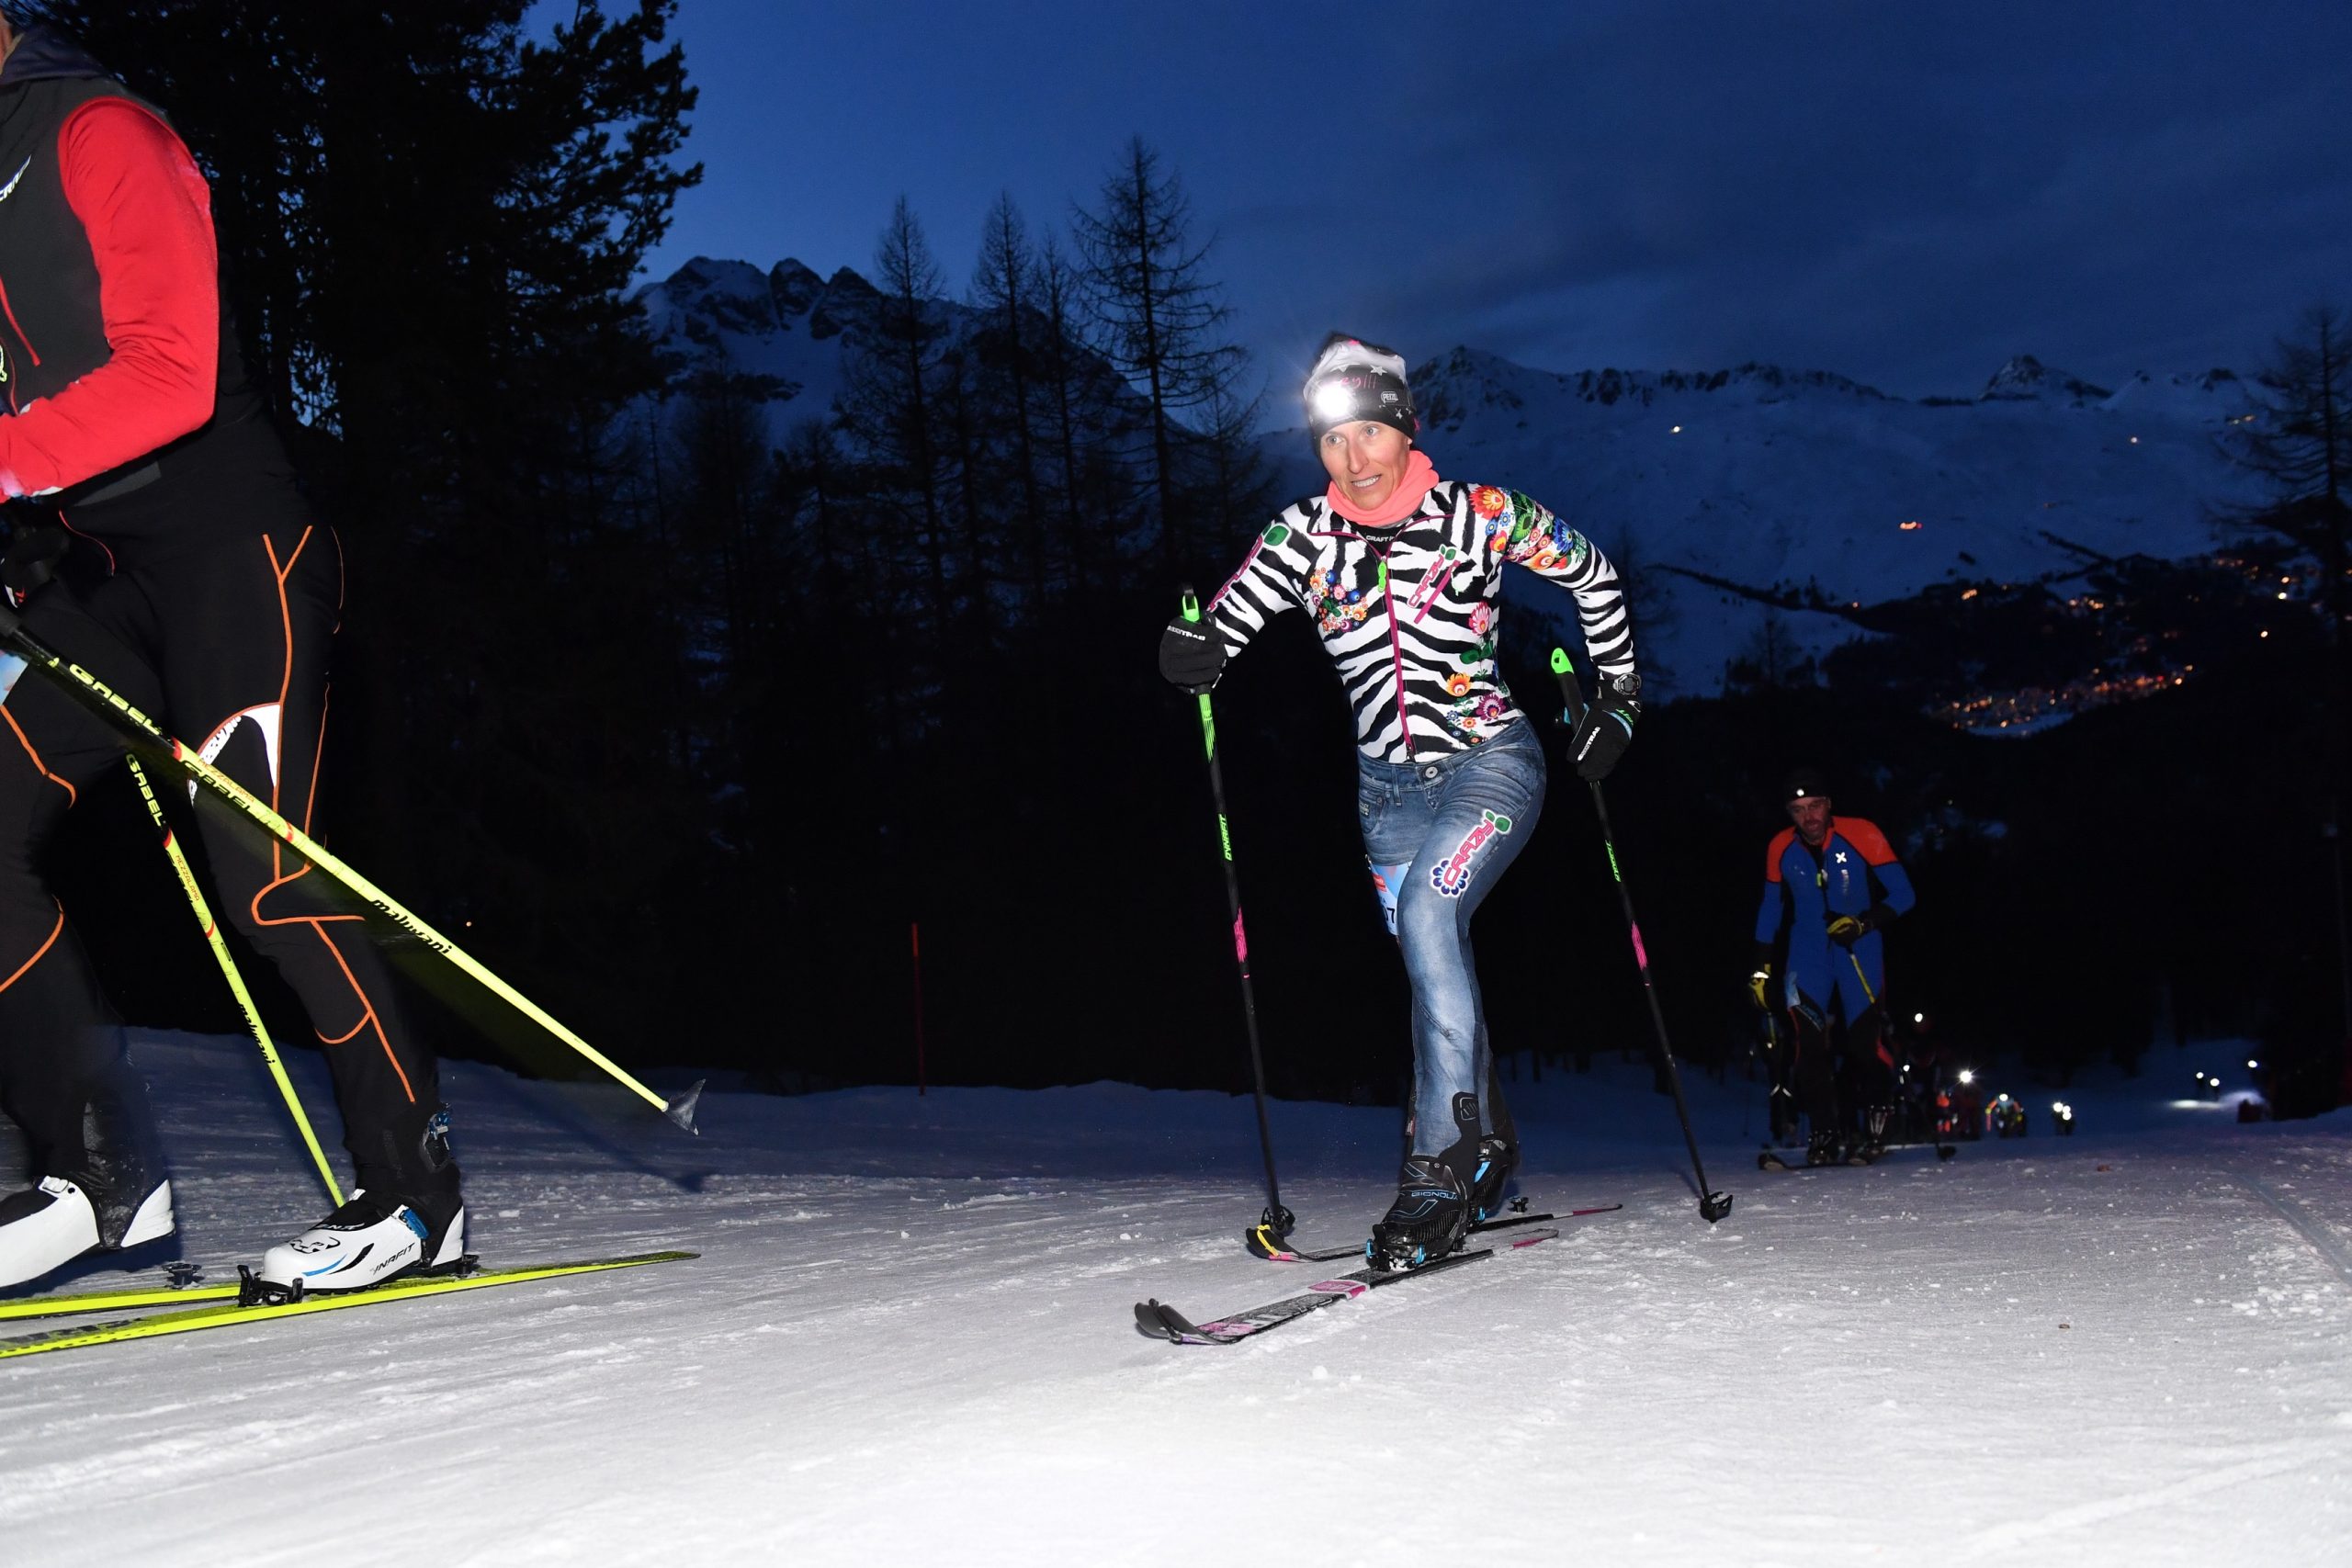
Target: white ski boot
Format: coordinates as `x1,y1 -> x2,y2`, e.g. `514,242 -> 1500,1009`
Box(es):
0,1175 -> 174,1289
252,1190 -> 467,1303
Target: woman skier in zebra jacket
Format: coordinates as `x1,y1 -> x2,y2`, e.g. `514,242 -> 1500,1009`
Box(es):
1159,333 -> 1642,1271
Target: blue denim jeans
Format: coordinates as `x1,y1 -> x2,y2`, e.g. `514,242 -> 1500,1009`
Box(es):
1358,719 -> 1546,1159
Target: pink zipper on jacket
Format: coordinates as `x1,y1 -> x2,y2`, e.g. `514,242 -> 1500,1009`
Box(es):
1378,553 -> 1415,761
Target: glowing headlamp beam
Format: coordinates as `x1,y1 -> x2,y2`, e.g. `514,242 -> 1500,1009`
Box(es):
1310,382 -> 1360,425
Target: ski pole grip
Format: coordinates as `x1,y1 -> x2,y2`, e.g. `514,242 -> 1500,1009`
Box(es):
1179,583 -> 1201,624
1550,646 -> 1588,727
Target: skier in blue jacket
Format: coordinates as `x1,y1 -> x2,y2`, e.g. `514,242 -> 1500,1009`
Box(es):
1748,768 -> 1916,1165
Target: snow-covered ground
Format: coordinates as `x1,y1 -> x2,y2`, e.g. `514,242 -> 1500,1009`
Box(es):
4,1031 -> 2347,1566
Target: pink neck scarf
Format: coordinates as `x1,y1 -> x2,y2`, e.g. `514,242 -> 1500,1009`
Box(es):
1327,449 -> 1440,528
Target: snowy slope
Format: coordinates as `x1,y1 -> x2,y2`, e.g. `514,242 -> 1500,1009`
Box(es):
3,1032 -> 2348,1566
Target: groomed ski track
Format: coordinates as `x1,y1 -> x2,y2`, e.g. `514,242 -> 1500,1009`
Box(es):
3,1031 -> 2348,1566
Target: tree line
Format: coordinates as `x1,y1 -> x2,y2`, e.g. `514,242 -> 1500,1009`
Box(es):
23,2 -> 1305,1099
20,3 -> 2352,1122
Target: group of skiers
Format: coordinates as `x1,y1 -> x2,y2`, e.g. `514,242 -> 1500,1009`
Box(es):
0,15 -> 1910,1303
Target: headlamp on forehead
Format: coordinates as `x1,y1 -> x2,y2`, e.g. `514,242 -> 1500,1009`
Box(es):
1311,381 -> 1363,428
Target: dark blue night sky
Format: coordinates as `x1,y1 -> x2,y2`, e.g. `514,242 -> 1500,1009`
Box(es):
621,0 -> 2351,400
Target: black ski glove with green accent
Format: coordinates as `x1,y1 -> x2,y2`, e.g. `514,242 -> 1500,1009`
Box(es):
1566,671 -> 1641,780
1159,615 -> 1227,691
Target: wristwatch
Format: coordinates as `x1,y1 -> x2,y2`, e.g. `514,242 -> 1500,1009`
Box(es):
1606,671 -> 1642,708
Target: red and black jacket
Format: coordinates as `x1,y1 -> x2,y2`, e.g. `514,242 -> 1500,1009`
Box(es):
0,26 -> 300,557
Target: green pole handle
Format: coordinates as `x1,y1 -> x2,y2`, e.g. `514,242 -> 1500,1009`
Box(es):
1182,587 -> 1216,759
1551,646 -> 1588,727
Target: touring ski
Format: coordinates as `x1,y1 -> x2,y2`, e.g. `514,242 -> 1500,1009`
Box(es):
1250,1203 -> 1621,1262
1758,1146 -> 1885,1171
1136,1228 -> 1558,1346
1758,1141 -> 1954,1172
1760,1151 -> 1857,1171
0,1249 -> 694,1358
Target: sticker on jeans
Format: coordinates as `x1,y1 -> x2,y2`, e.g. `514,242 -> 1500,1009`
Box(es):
1367,860 -> 1410,936
1430,810 -> 1511,898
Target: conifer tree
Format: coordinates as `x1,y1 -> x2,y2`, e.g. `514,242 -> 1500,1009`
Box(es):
971,195 -> 1049,610
1072,137 -> 1251,574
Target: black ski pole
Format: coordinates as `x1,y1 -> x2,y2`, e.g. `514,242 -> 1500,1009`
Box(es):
1552,648 -> 1733,1224
1174,586 -> 1295,1256
1761,1007 -> 1800,1149
1844,948 -> 1954,1161
0,604 -> 700,1131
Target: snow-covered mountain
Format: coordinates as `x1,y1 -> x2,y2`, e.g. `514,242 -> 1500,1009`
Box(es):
632,255 -> 873,431
633,257 -> 2268,694
1300,346 -> 2267,690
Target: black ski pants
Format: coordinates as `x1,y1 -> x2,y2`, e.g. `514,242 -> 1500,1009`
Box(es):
0,524 -> 452,1201
1785,987 -> 1889,1137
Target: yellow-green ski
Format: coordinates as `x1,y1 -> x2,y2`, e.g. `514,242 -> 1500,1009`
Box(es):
0,1250 -> 695,1358
0,1276 -> 239,1321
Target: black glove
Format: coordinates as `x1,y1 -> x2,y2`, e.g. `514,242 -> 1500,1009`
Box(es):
1566,671 -> 1640,781
2,522 -> 70,612
1159,615 -> 1227,691
1826,904 -> 1894,945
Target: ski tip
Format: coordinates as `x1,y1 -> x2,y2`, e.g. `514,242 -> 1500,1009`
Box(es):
1133,1299 -> 1182,1341
663,1079 -> 706,1134
1700,1191 -> 1735,1224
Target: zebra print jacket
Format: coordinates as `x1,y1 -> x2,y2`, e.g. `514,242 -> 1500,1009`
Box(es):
1204,479 -> 1636,763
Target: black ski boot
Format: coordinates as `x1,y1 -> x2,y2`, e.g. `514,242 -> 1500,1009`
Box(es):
1366,1155 -> 1472,1272
0,1052 -> 173,1289
1468,1135 -> 1517,1224
1369,1091 -> 1479,1271
1856,1105 -> 1893,1163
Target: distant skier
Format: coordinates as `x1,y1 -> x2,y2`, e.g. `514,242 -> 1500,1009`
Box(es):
0,17 -> 464,1292
1159,333 -> 1641,1270
1747,768 -> 1915,1165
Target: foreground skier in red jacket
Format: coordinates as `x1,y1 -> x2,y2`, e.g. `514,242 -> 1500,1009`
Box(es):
0,16 -> 463,1293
